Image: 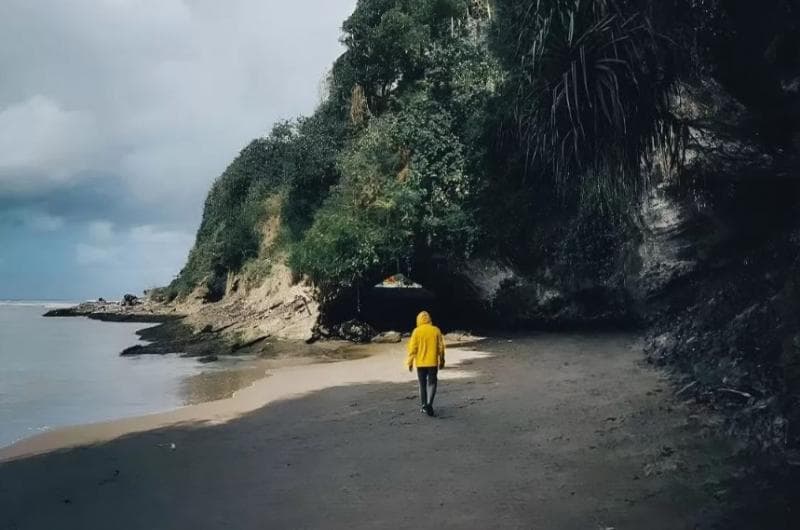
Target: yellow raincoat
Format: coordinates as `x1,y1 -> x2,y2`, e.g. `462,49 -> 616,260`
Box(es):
406,311 -> 445,369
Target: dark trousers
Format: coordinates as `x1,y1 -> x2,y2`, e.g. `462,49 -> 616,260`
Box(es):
417,367 -> 439,407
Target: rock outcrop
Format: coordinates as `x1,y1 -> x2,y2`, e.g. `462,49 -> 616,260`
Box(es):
639,80 -> 800,454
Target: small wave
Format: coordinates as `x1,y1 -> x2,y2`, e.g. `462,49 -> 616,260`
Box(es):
0,425 -> 53,449
0,300 -> 78,308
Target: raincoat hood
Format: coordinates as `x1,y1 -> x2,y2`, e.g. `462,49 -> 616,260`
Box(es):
416,311 -> 432,327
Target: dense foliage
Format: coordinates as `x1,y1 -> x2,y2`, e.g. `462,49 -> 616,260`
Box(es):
169,0 -> 798,308
169,0 -> 501,300
492,0 -> 685,199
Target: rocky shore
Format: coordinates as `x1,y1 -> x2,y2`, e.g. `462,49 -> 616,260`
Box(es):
43,299 -> 180,323
42,300 -> 299,360
42,298 -> 220,357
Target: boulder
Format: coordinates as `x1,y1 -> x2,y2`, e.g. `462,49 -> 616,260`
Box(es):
372,331 -> 402,344
121,293 -> 140,307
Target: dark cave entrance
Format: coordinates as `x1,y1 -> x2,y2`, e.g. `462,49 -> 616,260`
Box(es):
360,274 -> 436,332
355,273 -> 486,333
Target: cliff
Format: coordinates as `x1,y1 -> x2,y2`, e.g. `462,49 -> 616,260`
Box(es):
153,0 -> 800,459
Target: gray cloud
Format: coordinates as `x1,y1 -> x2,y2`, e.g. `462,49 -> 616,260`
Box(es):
0,0 -> 356,297
0,0 -> 355,222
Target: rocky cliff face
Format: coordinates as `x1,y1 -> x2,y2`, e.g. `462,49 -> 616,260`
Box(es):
638,80 -> 800,454
433,76 -> 800,459
174,262 -> 319,344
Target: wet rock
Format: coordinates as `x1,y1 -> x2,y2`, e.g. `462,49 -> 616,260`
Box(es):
120,344 -> 146,356
43,307 -> 80,317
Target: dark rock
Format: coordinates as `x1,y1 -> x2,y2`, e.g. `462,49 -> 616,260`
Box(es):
334,319 -> 377,343
306,323 -> 334,344
121,293 -> 140,307
43,308 -> 81,317
120,345 -> 146,356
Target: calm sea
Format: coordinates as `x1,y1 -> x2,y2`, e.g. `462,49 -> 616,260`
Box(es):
0,302 -> 268,447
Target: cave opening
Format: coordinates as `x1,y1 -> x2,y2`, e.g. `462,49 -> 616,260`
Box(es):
346,273 -> 487,333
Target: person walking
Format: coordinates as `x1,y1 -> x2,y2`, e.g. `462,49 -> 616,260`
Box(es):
406,310 -> 445,417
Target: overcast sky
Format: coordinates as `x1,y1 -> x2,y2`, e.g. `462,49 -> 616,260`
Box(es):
0,0 -> 356,300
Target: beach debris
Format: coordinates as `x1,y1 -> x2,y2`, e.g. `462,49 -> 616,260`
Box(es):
372,331 -> 402,344
717,387 -> 754,400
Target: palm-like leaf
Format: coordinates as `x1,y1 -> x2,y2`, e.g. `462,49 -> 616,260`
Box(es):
504,0 -> 685,198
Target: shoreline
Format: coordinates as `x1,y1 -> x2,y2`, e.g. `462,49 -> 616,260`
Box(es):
4,331 -> 761,529
0,339 -> 489,463
43,301 -> 293,360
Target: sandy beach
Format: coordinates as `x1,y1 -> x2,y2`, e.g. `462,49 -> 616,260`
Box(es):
0,339 -> 487,462
0,333 -> 736,529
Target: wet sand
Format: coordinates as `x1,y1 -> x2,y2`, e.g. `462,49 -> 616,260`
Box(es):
0,333 -> 736,529
0,341 -> 484,462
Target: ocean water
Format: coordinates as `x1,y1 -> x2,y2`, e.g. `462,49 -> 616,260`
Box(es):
0,302 -> 268,448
